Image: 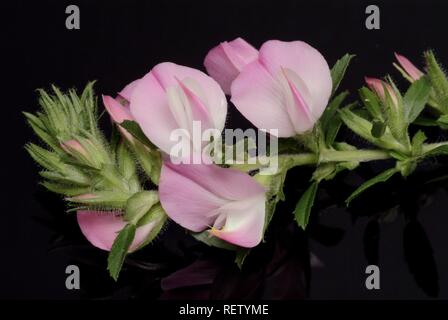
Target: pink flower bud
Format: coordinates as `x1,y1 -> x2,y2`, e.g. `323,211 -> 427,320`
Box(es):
61,139 -> 89,157
394,53 -> 424,82
365,77 -> 398,106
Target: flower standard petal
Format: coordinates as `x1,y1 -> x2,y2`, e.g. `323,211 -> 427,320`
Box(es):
204,37 -> 258,94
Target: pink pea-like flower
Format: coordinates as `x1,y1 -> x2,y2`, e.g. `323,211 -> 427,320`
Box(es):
130,62 -> 227,157
231,40 -> 333,137
158,161 -> 266,248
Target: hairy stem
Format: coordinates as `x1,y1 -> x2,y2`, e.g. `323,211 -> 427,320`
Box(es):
280,142 -> 448,171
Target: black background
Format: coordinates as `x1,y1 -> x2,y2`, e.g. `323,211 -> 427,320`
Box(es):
3,0 -> 448,300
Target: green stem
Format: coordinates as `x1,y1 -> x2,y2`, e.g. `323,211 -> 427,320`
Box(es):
280,142 -> 448,171
423,141 -> 448,153
319,149 -> 390,163
279,153 -> 318,170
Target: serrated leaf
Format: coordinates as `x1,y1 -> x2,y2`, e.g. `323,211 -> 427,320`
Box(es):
330,54 -> 355,96
294,182 -> 318,229
346,168 -> 398,206
403,76 -> 431,124
107,224 -> 136,281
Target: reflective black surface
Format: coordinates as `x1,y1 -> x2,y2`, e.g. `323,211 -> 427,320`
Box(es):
3,0 -> 448,299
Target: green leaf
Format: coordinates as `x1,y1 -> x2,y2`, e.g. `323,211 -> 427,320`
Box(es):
124,191 -> 159,224
424,145 -> 448,157
383,79 -> 407,143
413,115 -> 439,127
325,118 -> 342,146
133,204 -> 167,250
425,50 -> 448,113
330,54 -> 355,96
437,114 -> 448,125
294,182 -> 319,230
321,91 -> 348,128
339,108 -> 376,143
192,230 -> 240,250
345,168 -> 398,206
116,142 -> 137,182
359,86 -> 383,120
107,224 -> 136,281
403,76 -> 431,123
320,92 -> 348,146
371,119 -> 386,138
411,130 -> 427,156
120,120 -> 157,149
66,191 -> 131,209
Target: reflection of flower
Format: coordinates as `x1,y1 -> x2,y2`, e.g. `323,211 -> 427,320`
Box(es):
161,223 -> 308,299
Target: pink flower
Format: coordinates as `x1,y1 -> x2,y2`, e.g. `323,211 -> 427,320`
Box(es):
394,53 -> 424,82
204,37 -> 258,94
159,162 -> 266,248
231,40 -> 333,137
365,77 -> 398,106
77,210 -> 162,252
130,62 -> 227,157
